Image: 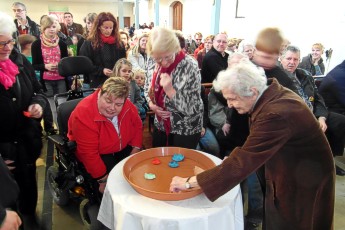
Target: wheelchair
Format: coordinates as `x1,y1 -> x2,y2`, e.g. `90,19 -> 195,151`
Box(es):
46,56 -> 101,229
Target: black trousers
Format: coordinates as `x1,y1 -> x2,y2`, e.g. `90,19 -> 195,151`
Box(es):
326,112 -> 345,156
100,145 -> 132,174
13,159 -> 38,216
152,127 -> 200,149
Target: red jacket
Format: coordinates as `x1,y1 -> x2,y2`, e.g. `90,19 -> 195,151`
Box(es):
68,90 -> 142,179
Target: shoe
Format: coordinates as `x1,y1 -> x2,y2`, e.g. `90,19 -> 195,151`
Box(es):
245,220 -> 260,230
336,166 -> 345,176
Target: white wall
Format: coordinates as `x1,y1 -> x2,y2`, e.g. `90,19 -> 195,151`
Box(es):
0,0 -> 134,29
156,0 -> 344,73
217,0 -> 345,73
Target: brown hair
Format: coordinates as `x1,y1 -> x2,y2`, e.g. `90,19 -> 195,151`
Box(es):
255,27 -> 283,55
88,12 -> 122,49
18,34 -> 36,50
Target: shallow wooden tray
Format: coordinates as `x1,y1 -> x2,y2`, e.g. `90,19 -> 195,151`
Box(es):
123,147 -> 216,201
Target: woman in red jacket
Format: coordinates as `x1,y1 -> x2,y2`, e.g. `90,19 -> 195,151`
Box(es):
68,77 -> 142,193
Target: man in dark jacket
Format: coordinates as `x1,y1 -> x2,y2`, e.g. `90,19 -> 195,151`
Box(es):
319,60 -> 345,115
64,12 -> 84,37
280,45 -> 345,176
12,2 -> 40,40
201,33 -> 229,83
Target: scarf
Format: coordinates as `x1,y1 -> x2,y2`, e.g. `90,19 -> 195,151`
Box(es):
41,33 -> 59,48
149,51 -> 186,142
100,34 -> 115,44
0,59 -> 19,90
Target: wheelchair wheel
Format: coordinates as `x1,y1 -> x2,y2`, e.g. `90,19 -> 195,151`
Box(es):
80,198 -> 105,230
47,166 -> 70,206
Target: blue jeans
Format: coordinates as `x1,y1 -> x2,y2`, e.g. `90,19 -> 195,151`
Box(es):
197,127 -> 220,157
245,173 -> 263,223
82,83 -> 93,97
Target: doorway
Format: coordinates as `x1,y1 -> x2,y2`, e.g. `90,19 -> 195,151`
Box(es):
172,1 -> 182,31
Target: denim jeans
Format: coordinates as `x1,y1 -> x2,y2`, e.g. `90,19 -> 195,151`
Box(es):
246,173 -> 263,223
82,83 -> 93,97
197,127 -> 220,157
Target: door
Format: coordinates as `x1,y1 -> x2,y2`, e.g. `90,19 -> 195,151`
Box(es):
172,2 -> 183,31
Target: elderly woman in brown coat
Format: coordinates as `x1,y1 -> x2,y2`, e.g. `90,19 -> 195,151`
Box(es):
170,61 -> 335,230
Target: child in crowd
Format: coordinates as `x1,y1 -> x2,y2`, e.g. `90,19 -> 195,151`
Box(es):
18,34 -> 57,135
133,68 -> 149,121
111,58 -> 145,121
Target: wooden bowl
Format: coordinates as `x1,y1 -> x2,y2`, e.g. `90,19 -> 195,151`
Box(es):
123,147 -> 216,201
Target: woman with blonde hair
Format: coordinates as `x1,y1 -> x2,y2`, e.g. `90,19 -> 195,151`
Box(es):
299,42 -> 325,76
128,33 -> 149,70
31,15 -> 68,96
145,27 -> 203,148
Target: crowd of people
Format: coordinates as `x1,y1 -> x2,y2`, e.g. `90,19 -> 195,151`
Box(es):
0,1 -> 344,230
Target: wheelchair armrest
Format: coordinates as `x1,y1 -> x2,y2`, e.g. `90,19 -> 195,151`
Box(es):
48,134 -> 65,146
48,134 -> 77,153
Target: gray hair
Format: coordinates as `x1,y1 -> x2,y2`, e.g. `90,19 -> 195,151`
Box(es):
12,2 -> 26,11
237,40 -> 255,53
227,52 -> 249,68
213,61 -> 267,97
0,12 -> 17,35
281,45 -> 300,59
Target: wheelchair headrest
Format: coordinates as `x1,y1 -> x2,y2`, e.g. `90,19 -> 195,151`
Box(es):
58,56 -> 94,77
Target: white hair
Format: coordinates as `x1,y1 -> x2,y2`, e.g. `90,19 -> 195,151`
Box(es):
213,60 -> 267,97
237,39 -> 255,53
0,12 -> 17,35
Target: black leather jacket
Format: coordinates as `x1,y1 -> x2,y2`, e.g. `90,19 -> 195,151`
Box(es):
295,68 -> 328,118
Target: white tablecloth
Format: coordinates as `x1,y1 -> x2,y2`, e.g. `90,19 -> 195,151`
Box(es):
98,152 -> 244,230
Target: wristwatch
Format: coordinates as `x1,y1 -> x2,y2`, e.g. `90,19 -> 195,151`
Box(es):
185,177 -> 192,189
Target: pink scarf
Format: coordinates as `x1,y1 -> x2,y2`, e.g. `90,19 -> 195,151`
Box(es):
0,59 -> 19,90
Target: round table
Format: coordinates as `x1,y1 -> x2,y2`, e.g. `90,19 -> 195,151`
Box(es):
98,151 -> 244,230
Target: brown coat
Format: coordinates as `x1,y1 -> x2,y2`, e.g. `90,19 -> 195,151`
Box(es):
197,79 -> 335,230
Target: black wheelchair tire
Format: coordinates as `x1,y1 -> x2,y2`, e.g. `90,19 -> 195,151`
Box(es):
47,166 -> 70,206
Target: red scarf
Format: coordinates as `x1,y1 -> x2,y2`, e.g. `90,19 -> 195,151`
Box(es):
0,59 -> 19,90
150,51 -> 186,142
100,34 -> 115,44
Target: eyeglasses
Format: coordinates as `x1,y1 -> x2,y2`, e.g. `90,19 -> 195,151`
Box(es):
13,8 -> 25,13
153,53 -> 175,64
0,39 -> 16,49
195,39 -> 202,41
